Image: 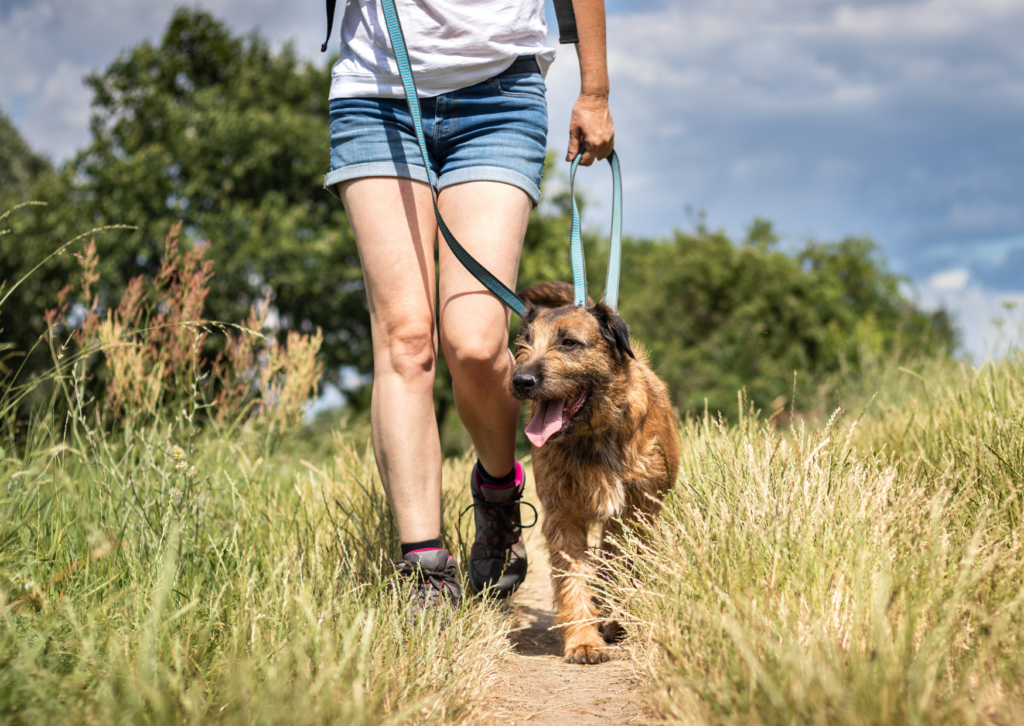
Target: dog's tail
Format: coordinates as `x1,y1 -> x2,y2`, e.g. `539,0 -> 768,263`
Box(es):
517,281 -> 594,309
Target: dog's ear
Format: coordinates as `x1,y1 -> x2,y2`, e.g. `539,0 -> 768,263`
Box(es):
590,304 -> 635,363
519,304 -> 539,334
517,281 -> 593,309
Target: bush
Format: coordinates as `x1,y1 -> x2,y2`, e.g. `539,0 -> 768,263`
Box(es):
612,219 -> 958,416
32,223 -> 320,433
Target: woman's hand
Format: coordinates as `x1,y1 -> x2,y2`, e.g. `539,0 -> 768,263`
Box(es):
566,92 -> 615,166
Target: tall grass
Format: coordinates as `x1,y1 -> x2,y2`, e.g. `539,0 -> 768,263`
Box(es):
8,206 -> 1024,724
1,419 -> 507,724
609,354 -> 1024,724
0,213 -> 508,724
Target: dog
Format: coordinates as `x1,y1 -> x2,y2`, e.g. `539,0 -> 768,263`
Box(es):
510,282 -> 680,664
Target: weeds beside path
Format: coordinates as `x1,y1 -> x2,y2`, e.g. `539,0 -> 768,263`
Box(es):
606,355 -> 1024,725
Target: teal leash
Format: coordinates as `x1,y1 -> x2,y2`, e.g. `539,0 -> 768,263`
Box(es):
375,0 -> 624,316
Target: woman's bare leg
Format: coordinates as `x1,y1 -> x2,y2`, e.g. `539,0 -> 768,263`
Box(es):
339,177 -> 442,543
437,181 -> 532,477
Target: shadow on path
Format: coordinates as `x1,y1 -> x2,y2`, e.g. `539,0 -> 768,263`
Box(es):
473,490 -> 650,725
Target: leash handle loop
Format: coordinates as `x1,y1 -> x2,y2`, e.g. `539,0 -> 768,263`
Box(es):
379,0 -> 528,318
569,151 -> 587,307
569,148 -> 623,311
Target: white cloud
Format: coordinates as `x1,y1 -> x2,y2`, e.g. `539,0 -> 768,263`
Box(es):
928,268 -> 970,292
18,61 -> 94,161
0,0 -> 327,161
917,279 -> 1024,360
540,0 -> 1024,317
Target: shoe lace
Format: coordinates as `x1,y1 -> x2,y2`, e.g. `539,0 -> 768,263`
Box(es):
394,559 -> 459,607
459,497 -> 538,557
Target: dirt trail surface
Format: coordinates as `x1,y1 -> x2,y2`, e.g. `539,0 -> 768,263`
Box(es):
476,495 -> 651,725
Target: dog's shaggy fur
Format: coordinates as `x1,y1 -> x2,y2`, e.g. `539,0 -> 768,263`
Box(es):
511,282 -> 680,664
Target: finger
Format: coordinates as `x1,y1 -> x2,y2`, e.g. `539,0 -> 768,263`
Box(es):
566,132 -> 581,162
581,138 -> 598,164
593,136 -> 615,161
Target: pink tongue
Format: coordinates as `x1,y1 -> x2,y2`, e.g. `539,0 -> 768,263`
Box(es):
525,399 -> 565,447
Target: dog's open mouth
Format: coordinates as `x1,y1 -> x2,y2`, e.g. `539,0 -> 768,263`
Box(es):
524,386 -> 589,447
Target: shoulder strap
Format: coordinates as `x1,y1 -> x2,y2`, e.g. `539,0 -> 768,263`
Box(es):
322,0 -> 338,52
552,0 -> 579,44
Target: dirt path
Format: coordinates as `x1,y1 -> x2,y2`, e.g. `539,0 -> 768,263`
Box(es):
476,495 -> 651,724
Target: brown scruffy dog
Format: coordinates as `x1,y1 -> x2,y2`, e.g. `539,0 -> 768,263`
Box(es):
510,281 -> 680,664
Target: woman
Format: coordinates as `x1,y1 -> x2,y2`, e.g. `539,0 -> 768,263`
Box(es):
324,0 -> 614,609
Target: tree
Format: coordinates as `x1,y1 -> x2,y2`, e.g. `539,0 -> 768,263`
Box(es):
1,8 -> 365,386
0,107 -> 52,201
614,219 -> 958,416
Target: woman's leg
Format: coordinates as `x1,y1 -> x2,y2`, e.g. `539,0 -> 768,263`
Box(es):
339,177 -> 442,544
437,181 -> 533,476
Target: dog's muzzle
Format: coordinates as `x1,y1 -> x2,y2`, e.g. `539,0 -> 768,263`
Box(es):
512,372 -> 538,397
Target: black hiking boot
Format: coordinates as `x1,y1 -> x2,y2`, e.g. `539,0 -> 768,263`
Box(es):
465,461 -> 536,597
393,548 -> 462,622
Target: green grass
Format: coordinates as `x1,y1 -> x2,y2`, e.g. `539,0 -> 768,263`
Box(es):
0,409 -> 507,725
0,211 -> 513,725
6,349 -> 1024,726
5,210 -> 1024,724
605,352 -> 1024,725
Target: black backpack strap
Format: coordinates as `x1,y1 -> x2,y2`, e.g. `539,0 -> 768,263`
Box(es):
552,0 -> 579,44
321,0 -> 338,52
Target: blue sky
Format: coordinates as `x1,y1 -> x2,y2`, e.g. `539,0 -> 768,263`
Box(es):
3,0 -> 1023,357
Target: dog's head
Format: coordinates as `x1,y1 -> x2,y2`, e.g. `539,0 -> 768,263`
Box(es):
511,282 -> 635,448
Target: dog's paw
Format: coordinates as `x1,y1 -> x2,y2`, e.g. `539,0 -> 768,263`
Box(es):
563,632 -> 609,664
600,619 -> 624,643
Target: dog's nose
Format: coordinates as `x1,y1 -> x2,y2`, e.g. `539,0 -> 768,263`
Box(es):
512,373 -> 537,393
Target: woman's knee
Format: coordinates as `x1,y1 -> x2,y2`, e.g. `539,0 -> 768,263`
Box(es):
443,330 -> 507,386
379,320 -> 436,380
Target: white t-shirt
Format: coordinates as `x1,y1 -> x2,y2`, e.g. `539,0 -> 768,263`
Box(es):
329,0 -> 556,99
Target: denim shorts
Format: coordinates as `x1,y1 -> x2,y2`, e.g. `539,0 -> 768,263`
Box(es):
325,69 -> 548,205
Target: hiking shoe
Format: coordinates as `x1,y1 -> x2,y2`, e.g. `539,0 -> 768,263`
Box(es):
393,548 -> 462,622
465,461 -> 536,597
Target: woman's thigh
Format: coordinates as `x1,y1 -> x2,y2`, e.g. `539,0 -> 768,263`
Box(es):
329,68 -> 548,358
339,177 -> 438,361
437,180 -> 532,363
434,72 -> 547,358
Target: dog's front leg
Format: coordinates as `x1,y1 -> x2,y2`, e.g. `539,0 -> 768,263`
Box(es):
543,512 -> 608,664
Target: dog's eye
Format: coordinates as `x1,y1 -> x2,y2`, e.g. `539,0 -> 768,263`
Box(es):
561,338 -> 581,349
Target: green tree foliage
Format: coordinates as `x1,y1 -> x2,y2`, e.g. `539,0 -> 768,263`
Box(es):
0,108 -> 52,200
519,166 -> 585,290
614,218 -> 958,415
1,8 -> 365,384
